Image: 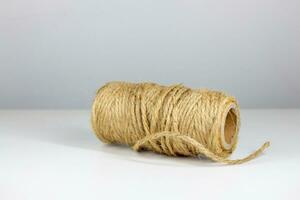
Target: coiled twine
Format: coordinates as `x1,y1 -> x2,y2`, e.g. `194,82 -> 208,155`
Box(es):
91,82 -> 270,164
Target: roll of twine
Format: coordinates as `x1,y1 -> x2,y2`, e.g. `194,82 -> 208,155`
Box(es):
91,82 -> 270,164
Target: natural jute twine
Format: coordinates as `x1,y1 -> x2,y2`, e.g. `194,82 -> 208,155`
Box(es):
91,82 -> 270,164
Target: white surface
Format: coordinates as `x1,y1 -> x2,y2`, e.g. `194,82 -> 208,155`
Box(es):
0,110 -> 299,200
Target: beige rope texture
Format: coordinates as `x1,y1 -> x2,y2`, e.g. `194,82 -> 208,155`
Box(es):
91,82 -> 270,164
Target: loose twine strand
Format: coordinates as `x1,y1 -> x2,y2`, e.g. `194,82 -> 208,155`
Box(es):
91,82 -> 270,164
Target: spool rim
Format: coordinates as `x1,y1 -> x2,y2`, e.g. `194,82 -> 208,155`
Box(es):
220,104 -> 238,150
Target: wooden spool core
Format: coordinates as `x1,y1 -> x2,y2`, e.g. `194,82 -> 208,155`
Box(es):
221,104 -> 238,150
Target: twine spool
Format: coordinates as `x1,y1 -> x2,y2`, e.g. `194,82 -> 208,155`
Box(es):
91,82 -> 270,164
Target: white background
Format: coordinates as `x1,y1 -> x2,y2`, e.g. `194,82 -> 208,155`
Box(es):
1,0 -> 300,108
1,1 -> 300,199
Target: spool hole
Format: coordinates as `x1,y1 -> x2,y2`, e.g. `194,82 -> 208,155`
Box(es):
224,107 -> 237,145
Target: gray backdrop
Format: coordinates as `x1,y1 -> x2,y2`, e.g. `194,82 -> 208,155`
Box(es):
1,0 -> 300,109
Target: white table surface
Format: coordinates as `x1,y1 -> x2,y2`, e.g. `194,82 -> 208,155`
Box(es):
1,110 -> 299,200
